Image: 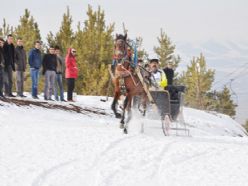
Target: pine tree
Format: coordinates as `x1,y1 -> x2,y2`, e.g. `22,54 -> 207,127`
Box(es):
46,31 -> 57,48
154,28 -> 180,69
0,18 -> 14,39
14,9 -> 41,53
73,5 -> 114,95
179,53 -> 215,109
55,6 -> 74,55
215,86 -> 236,117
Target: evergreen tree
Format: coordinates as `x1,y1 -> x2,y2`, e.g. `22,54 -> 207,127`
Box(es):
14,9 -> 41,52
216,86 -> 236,117
55,6 -> 74,55
73,5 -> 114,95
0,18 -> 14,39
46,31 -> 57,48
154,28 -> 180,69
205,87 -> 236,117
179,53 -> 215,109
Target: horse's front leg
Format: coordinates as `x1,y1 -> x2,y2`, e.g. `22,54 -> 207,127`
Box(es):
111,92 -> 122,118
123,97 -> 132,134
120,96 -> 128,129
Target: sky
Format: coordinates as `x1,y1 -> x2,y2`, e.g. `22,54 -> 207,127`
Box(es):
0,0 -> 247,123
1,0 -> 248,50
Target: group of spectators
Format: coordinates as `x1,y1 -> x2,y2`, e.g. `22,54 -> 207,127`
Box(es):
0,34 -> 78,102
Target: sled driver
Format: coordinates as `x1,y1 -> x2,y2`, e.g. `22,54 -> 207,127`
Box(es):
149,58 -> 167,90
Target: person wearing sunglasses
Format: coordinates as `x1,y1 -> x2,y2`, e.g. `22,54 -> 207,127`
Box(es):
65,48 -> 78,101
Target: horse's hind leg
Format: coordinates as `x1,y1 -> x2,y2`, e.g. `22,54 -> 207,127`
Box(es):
111,92 -> 122,118
140,97 -> 147,133
124,109 -> 132,134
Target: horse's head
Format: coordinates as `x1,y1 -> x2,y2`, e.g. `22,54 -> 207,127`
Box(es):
114,33 -> 128,60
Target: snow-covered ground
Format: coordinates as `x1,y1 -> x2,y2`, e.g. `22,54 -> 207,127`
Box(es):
0,95 -> 248,186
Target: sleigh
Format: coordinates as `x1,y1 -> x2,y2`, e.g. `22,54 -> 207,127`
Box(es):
133,66 -> 189,136
133,85 -> 189,136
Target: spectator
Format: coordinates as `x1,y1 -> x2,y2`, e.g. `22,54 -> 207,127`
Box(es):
15,37 -> 27,97
42,46 -> 57,101
65,48 -> 78,102
54,46 -> 65,101
0,38 -> 5,98
3,34 -> 15,97
28,41 -> 42,99
163,62 -> 174,85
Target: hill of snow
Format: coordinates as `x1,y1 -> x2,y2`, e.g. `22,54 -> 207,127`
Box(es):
0,95 -> 248,186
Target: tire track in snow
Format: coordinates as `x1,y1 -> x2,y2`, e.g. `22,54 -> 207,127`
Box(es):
31,135 -> 139,186
89,134 -> 140,186
94,136 -> 177,186
31,159 -> 78,186
157,145 -> 227,184
150,141 -> 178,178
90,134 -> 140,170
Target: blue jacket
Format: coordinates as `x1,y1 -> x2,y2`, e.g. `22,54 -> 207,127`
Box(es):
28,48 -> 42,69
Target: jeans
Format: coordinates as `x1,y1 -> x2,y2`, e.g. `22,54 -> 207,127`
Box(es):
3,65 -> 13,96
44,70 -> 56,100
16,71 -> 25,96
54,73 -> 64,101
67,78 -> 75,100
30,68 -> 40,97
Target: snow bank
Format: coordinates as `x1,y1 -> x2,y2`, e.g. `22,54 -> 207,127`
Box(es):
0,95 -> 248,186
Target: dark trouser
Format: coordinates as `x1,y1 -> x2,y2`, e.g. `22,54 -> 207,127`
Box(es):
55,73 -> 64,101
44,70 -> 56,100
0,66 -> 3,96
67,78 -> 75,100
3,65 -> 13,96
16,71 -> 25,96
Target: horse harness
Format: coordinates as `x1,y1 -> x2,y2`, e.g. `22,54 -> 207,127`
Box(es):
114,59 -> 139,95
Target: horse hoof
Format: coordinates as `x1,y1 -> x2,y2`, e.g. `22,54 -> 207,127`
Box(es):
123,128 -> 128,134
115,113 -> 122,118
120,123 -> 124,129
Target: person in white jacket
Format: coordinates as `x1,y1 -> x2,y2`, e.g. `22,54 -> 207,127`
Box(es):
149,58 -> 167,90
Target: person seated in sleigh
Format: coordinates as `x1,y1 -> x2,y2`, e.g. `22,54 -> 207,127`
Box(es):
149,58 -> 168,90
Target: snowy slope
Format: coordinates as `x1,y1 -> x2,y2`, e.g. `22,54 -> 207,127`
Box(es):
0,95 -> 248,186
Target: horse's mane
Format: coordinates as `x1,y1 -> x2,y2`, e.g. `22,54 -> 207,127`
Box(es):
115,33 -> 127,41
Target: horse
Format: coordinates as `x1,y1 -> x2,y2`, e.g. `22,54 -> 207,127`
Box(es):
110,34 -> 150,134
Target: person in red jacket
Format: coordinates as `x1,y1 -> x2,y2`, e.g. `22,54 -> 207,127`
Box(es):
65,48 -> 78,101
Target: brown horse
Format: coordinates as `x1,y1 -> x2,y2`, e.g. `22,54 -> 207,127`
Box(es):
111,34 -> 150,134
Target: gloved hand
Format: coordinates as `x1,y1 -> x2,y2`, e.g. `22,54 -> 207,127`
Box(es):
159,79 -> 167,88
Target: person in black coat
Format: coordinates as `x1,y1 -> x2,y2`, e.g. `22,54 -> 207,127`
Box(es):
163,62 -> 174,86
15,37 -> 27,97
3,34 -> 15,97
0,38 -> 5,97
42,46 -> 57,100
